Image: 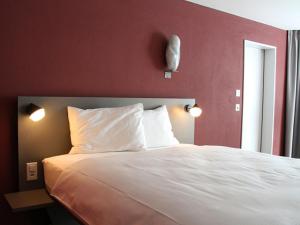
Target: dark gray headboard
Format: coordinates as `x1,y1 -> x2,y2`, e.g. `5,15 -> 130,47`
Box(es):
18,96 -> 195,191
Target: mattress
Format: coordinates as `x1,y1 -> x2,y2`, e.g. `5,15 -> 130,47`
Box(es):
43,152 -> 120,192
43,144 -> 300,225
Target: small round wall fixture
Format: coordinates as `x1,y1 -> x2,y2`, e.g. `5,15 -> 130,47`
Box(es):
27,104 -> 45,122
185,104 -> 202,117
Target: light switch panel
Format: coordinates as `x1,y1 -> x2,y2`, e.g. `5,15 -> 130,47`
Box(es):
164,71 -> 172,79
26,162 -> 38,181
235,104 -> 240,112
236,89 -> 241,97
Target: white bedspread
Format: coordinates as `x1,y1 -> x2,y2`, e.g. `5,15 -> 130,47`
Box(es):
45,144 -> 300,225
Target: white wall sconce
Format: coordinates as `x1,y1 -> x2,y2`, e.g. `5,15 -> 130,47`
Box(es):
165,34 -> 181,79
185,104 -> 202,117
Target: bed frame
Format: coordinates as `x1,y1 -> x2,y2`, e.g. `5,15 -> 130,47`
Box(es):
18,96 -> 196,191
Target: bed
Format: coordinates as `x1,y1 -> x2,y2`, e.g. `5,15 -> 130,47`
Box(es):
43,144 -> 300,225
18,96 -> 300,225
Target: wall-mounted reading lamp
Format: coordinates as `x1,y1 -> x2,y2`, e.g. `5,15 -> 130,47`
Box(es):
185,104 -> 202,117
27,104 -> 45,122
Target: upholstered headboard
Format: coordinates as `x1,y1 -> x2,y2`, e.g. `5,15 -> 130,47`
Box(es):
18,96 -> 195,191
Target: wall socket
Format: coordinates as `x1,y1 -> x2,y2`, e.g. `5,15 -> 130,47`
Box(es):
235,104 -> 240,112
236,89 -> 241,97
26,162 -> 38,181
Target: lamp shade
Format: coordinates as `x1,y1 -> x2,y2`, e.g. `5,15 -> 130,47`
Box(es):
185,104 -> 202,117
27,104 -> 45,122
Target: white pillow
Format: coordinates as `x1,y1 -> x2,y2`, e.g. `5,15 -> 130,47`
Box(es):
143,105 -> 179,148
68,103 -> 146,154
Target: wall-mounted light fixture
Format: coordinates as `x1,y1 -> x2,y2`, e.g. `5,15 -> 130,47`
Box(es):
27,104 -> 45,122
185,104 -> 202,117
165,34 -> 181,79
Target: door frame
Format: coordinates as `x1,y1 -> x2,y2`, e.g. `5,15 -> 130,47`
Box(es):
241,40 -> 277,154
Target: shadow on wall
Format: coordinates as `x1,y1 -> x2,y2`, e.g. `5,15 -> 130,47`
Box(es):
0,97 -> 19,192
148,32 -> 168,71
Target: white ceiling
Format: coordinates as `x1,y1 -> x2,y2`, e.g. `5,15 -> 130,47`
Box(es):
185,0 -> 300,30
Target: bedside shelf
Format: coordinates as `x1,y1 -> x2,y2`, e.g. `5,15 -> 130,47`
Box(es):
4,188 -> 55,212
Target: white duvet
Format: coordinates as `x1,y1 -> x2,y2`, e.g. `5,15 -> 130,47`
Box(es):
44,144 -> 300,225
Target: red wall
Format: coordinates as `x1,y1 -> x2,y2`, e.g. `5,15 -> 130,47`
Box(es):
0,0 -> 287,223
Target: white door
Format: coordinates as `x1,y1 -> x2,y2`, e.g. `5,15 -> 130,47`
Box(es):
242,46 -> 265,152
